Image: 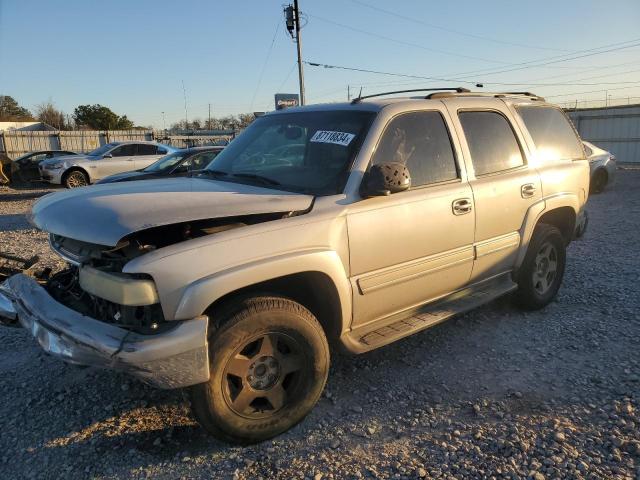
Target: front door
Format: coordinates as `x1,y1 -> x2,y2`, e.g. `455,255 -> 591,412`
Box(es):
94,144 -> 137,179
446,100 -> 542,282
347,108 -> 475,328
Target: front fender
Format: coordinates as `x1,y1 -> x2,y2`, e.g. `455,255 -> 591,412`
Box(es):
173,249 -> 352,329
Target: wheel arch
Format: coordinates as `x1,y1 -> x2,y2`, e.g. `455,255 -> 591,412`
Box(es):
62,166 -> 91,185
516,195 -> 579,269
172,250 -> 352,347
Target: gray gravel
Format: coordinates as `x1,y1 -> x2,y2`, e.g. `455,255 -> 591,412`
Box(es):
1,173 -> 640,480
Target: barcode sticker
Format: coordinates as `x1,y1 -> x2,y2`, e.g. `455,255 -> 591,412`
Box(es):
310,130 -> 356,146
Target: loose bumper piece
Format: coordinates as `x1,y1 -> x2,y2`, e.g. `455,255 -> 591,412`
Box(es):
0,274 -> 210,389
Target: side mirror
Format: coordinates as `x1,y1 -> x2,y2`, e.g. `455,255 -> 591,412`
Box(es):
103,153 -> 113,158
360,162 -> 411,197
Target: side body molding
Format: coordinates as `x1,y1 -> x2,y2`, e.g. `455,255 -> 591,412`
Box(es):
173,249 -> 353,331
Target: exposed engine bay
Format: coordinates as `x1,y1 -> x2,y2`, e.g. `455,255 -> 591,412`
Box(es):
46,212 -> 293,332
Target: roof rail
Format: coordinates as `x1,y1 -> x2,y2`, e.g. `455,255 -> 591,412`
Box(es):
427,91 -> 544,101
351,87 -> 470,104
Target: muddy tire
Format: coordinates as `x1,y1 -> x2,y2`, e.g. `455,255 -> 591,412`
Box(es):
63,169 -> 88,188
590,169 -> 608,194
515,223 -> 566,311
189,296 -> 329,444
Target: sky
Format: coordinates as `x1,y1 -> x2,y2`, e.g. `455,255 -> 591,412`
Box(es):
1,0 -> 639,128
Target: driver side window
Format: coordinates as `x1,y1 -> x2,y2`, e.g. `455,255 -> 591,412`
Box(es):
372,111 -> 458,187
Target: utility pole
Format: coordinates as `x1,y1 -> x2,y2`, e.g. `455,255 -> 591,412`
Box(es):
161,111 -> 166,131
285,1 -> 305,105
347,85 -> 351,101
182,80 -> 188,129
208,103 -> 212,130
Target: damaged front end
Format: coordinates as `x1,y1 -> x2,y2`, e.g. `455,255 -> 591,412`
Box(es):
0,274 -> 209,388
1,178 -> 315,388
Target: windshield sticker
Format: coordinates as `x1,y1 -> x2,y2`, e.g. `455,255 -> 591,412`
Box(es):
310,130 -> 356,146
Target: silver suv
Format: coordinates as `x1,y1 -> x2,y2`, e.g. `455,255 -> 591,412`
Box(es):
0,89 -> 590,443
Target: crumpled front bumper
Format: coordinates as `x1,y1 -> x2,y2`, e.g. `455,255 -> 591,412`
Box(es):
0,274 -> 210,389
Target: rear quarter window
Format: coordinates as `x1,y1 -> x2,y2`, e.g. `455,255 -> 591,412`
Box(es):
517,106 -> 585,161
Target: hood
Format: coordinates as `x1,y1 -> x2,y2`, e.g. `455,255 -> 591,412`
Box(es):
41,154 -> 91,165
31,177 -> 314,246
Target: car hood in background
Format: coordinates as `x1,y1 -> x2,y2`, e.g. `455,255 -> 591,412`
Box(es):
96,171 -> 149,183
31,178 -> 314,246
40,154 -> 95,166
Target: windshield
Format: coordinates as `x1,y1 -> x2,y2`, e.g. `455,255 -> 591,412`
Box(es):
87,143 -> 117,157
143,151 -> 188,172
204,110 -> 375,195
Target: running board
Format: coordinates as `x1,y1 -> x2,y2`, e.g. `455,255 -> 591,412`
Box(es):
347,273 -> 517,352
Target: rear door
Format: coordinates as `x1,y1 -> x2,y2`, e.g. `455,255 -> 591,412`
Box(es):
134,144 -> 161,169
446,99 -> 542,282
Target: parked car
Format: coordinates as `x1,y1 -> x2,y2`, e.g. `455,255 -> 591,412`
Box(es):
39,142 -> 177,188
96,146 -> 224,184
0,90 -> 590,444
11,150 -> 78,183
583,141 -> 616,193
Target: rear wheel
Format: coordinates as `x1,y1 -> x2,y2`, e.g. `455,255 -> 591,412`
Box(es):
189,296 -> 329,444
515,223 -> 566,310
590,169 -> 608,194
63,169 -> 89,188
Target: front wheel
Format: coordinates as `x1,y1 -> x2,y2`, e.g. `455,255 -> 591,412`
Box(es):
189,296 -> 329,444
515,223 -> 566,310
63,169 -> 89,188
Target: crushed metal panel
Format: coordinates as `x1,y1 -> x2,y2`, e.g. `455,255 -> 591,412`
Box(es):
31,177 -> 314,246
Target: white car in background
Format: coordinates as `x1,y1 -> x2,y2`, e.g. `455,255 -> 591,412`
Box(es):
583,141 -> 616,194
39,141 -> 177,188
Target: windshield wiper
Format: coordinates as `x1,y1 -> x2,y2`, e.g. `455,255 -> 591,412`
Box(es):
194,169 -> 229,178
230,172 -> 282,186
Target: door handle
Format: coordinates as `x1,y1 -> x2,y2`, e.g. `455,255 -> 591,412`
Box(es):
521,183 -> 536,198
452,198 -> 473,215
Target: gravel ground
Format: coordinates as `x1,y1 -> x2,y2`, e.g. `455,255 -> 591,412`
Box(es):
1,172 -> 639,480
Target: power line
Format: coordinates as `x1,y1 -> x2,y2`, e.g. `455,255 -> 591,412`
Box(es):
249,20 -> 281,112
276,62 -> 298,92
544,84 -> 640,99
447,39 -> 640,79
304,61 -> 640,87
349,0 -> 571,53
306,13 -> 512,65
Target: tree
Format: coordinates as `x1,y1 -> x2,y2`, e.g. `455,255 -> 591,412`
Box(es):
35,101 -> 69,130
0,95 -> 33,121
72,104 -> 134,130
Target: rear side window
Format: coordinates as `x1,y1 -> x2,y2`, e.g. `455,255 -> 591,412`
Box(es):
372,111 -> 458,187
458,111 -> 524,176
137,144 -> 158,155
517,106 -> 585,161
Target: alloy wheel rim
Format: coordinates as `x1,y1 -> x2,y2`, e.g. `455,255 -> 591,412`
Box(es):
532,241 -> 558,295
68,173 -> 86,187
222,332 -> 305,419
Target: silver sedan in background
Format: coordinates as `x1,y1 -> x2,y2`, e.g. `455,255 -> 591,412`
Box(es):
583,141 -> 616,194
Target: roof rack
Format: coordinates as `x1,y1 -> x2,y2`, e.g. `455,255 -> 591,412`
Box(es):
350,87 -> 470,104
427,91 -> 545,101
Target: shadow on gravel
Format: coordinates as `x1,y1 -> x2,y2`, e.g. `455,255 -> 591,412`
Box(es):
0,191 -> 51,202
0,213 -> 34,231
